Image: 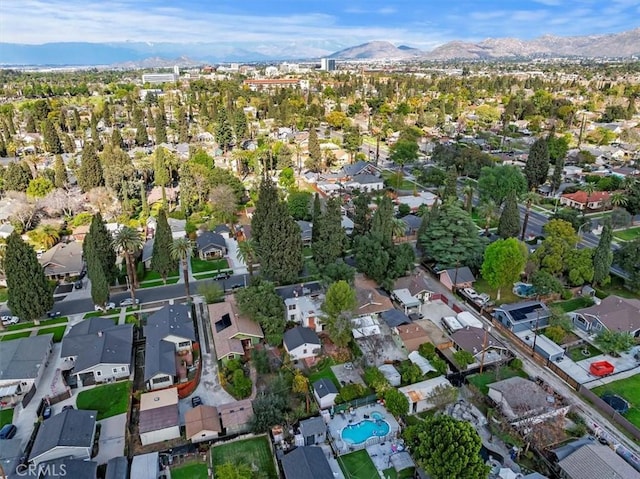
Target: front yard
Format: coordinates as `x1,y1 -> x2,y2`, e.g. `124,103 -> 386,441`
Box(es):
76,380 -> 131,420
211,436 -> 277,479
0,331 -> 32,341
613,226 -> 640,242
37,325 -> 67,342
191,257 -> 228,274
592,375 -> 640,429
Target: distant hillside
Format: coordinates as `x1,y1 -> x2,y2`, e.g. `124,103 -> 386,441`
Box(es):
329,41 -> 422,60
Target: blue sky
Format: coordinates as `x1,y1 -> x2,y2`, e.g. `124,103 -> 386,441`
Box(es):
1,0 -> 638,47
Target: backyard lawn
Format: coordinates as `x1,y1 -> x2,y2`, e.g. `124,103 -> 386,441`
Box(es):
552,296 -> 594,313
567,343 -> 602,362
592,375 -> 640,429
37,325 -> 67,342
473,278 -> 520,306
338,450 -> 378,479
212,436 -> 277,479
76,381 -> 131,420
0,408 -> 13,428
308,357 -> 340,389
382,467 -> 415,479
171,461 -> 208,479
468,366 -> 528,395
613,226 -> 640,242
0,331 -> 32,341
596,276 -> 640,300
191,257 -> 228,274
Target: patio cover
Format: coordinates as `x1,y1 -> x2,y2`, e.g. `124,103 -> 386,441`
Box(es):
393,289 -> 421,309
408,351 -> 436,375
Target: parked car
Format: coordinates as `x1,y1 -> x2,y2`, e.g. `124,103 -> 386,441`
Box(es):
74,280 -> 83,289
0,424 -> 17,439
47,311 -> 61,318
213,271 -> 231,280
119,298 -> 140,307
227,283 -> 244,291
61,405 -> 74,411
191,396 -> 202,407
408,312 -> 424,321
42,406 -> 52,420
1,315 -> 19,326
94,302 -> 116,312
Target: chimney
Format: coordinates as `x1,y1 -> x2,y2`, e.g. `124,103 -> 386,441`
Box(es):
97,331 -> 103,337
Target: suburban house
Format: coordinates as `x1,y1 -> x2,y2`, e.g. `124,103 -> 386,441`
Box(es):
283,326 -> 321,361
61,318 -> 133,387
209,296 -> 264,363
38,241 -> 84,280
438,267 -> 476,291
298,416 -> 326,446
313,378 -> 338,409
185,405 -> 222,443
296,221 -> 313,246
338,160 -> 377,180
213,224 -> 232,238
29,409 -> 97,465
395,191 -> 437,212
450,327 -> 510,369
570,295 -> 640,337
399,376 -> 453,414
0,334 -> 53,407
218,399 -> 253,435
394,323 -> 431,352
144,304 -> 196,390
279,282 -> 325,332
381,309 -> 412,328
195,231 -> 228,260
139,387 -> 180,446
400,214 -> 422,237
280,446 -> 334,479
345,174 -> 384,192
39,458 -> 98,479
146,216 -> 186,239
560,191 -> 611,211
493,301 -> 551,333
0,437 -> 23,478
130,453 -> 160,479
488,377 -> 570,427
354,275 -> 394,318
556,443 -> 640,479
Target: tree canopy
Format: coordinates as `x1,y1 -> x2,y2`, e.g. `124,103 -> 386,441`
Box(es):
481,238 -> 528,300
478,165 -> 527,205
236,278 -> 286,345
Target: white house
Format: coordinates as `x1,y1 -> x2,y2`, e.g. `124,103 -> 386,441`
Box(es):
399,376 -> 453,414
313,378 -> 338,409
284,294 -> 325,333
283,326 -> 321,361
139,387 -> 180,446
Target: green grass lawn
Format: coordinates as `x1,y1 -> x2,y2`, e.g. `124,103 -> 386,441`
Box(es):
0,288 -> 8,303
567,343 -> 602,362
302,246 -> 312,258
596,276 -> 639,300
552,296 -> 594,313
125,314 -> 139,326
142,270 -> 178,281
338,450 -> 378,479
308,357 -> 340,389
592,375 -> 640,429
191,257 -> 228,274
6,316 -> 68,331
0,331 -> 32,341
171,462 -> 208,479
613,226 -> 640,242
37,325 -> 67,342
0,408 -> 14,428
381,171 -> 419,191
382,467 -> 415,479
473,278 -> 521,306
468,367 -> 528,395
212,436 -> 277,479
76,381 -> 131,420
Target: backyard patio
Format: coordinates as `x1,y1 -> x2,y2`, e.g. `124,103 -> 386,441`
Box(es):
327,405 -> 400,455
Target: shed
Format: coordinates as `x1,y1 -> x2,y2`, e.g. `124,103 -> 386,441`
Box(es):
516,329 -> 565,362
399,376 -> 453,414
407,351 -> 436,375
456,311 -> 483,329
139,387 -> 180,446
381,309 -> 411,328
392,288 -> 421,313
105,456 -> 129,479
313,378 -> 338,409
378,364 -> 401,387
130,453 -> 160,479
299,416 -> 326,446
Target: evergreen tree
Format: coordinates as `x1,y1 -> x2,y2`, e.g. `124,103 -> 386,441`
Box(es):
234,110 -> 248,142
251,177 -> 302,284
62,133 -> 75,153
215,107 -> 234,153
111,129 -> 125,149
551,154 -> 564,193
352,192 -> 371,237
370,195 -> 394,247
311,193 -> 322,243
151,209 -> 176,284
593,222 -> 613,287
312,197 -> 345,268
90,118 -> 103,151
83,213 -> 117,286
306,127 -> 322,172
89,258 -> 109,307
134,114 -> 149,146
103,101 -> 112,127
41,118 -> 63,154
153,146 -> 171,208
0,136 -> 6,157
25,114 -> 36,133
524,138 -> 550,189
77,142 -> 104,192
443,167 -> 458,200
5,161 -> 32,192
177,107 -> 189,143
5,232 -> 53,322
497,192 -> 521,239
155,107 -> 168,144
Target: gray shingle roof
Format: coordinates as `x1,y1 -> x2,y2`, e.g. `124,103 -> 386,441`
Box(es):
400,214 -> 422,230
195,231 -> 227,253
342,161 -> 371,177
275,281 -> 323,300
281,446 -> 333,479
441,267 -> 475,285
105,456 -> 129,479
0,334 -> 53,381
380,309 -> 411,328
40,458 -> 98,479
283,326 -> 320,351
558,443 -> 640,479
29,409 -> 97,462
488,376 -> 550,412
313,378 -> 337,398
62,318 -> 133,373
299,416 -> 325,438
351,173 -> 381,185
144,304 -> 195,381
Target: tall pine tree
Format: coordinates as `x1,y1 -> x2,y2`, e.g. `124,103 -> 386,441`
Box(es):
593,222 -> 613,287
497,192 -> 521,239
151,209 -> 176,284
306,127 -> 322,172
155,104 -> 168,144
84,213 -> 117,286
89,259 -> 109,307
370,195 -> 394,247
53,155 -> 68,188
524,138 -> 550,189
312,197 -> 345,267
215,107 -> 234,153
41,118 -> 63,154
77,142 -> 104,192
352,192 -> 371,237
311,193 -> 322,243
5,232 -> 53,322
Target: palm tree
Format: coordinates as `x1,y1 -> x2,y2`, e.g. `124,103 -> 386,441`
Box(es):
520,191 -> 540,241
463,181 -> 475,213
478,199 -> 498,236
582,182 -> 596,197
112,226 -> 143,303
237,239 -> 257,276
171,237 -> 194,302
610,191 -> 628,208
391,218 -> 407,241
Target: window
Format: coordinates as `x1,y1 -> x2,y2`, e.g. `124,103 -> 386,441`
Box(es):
178,341 -> 191,348
288,304 -> 296,311
96,371 -> 102,377
290,315 -> 296,321
303,349 -> 307,354
152,376 -> 169,385
112,368 -> 119,374
120,366 -> 127,372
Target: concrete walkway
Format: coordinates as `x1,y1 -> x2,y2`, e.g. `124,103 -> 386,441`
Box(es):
226,237 -> 248,275
94,413 -> 127,465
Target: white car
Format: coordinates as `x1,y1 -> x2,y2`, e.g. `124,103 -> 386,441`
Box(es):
1,316 -> 20,326
94,302 -> 116,312
119,298 -> 140,307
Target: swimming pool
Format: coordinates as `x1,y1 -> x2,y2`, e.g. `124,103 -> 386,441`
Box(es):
341,415 -> 390,444
513,282 -> 535,298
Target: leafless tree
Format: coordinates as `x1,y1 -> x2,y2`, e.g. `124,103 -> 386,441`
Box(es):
7,192 -> 43,232
86,186 -> 121,220
42,188 -> 85,218
209,184 -> 238,224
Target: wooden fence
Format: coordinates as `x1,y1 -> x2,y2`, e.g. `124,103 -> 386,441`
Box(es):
578,385 -> 640,442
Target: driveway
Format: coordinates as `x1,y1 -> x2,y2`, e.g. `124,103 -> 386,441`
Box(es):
94,413 -> 127,465
226,237 -> 248,275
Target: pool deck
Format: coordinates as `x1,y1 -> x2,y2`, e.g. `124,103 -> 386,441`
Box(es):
327,405 -> 400,455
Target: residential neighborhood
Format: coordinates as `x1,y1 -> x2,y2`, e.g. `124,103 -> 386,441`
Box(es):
0,48 -> 640,479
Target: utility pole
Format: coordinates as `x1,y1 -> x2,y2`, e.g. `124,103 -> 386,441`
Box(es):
531,310 -> 541,357
479,326 -> 492,373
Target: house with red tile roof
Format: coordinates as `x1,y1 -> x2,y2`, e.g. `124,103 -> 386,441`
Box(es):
560,190 -> 610,211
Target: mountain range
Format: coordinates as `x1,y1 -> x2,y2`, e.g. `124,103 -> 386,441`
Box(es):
1,28 -> 638,66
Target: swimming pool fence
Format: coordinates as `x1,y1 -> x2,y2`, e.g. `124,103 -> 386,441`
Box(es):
333,393 -> 379,414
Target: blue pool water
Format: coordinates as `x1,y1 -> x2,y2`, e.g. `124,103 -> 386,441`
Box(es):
342,417 -> 390,444
514,283 -> 535,297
